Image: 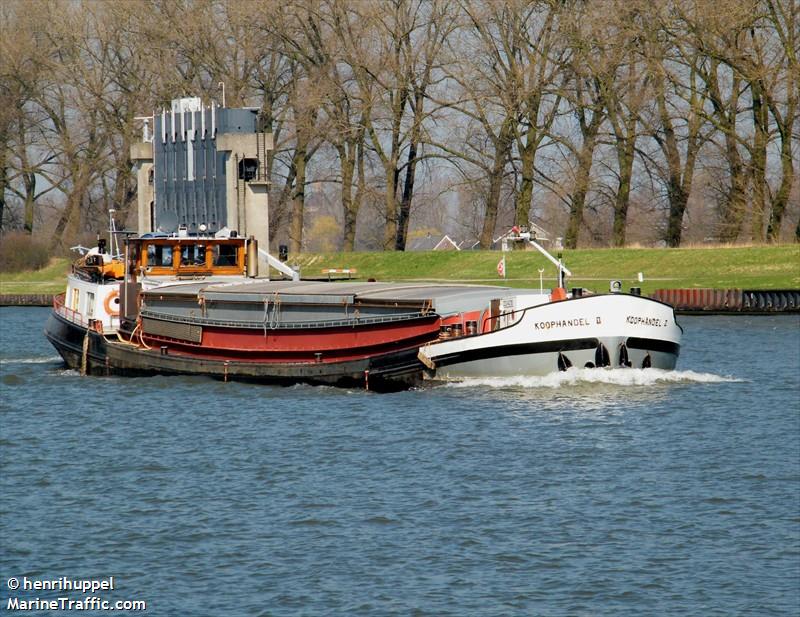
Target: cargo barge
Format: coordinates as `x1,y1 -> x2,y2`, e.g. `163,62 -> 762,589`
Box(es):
44,97 -> 683,390
45,228 -> 682,390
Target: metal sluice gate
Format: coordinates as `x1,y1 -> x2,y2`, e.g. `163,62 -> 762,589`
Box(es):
651,289 -> 800,313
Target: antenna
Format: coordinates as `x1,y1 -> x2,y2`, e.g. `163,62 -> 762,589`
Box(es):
108,209 -> 120,258
218,81 -> 226,108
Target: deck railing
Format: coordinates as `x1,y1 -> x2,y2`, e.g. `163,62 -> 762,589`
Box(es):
53,294 -> 118,334
53,294 -> 88,328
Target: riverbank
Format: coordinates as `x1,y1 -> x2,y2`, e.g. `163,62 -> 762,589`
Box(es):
291,244 -> 799,293
1,244 -> 797,298
0,294 -> 55,306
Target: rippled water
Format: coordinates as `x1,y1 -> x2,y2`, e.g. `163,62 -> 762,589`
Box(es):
1,308 -> 799,615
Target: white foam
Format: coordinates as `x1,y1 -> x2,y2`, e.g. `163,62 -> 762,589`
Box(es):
0,356 -> 62,365
444,368 -> 743,389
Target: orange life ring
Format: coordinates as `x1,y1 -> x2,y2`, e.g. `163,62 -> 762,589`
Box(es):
104,290 -> 120,316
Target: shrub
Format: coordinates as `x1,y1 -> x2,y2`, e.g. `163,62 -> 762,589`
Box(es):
0,232 -> 51,273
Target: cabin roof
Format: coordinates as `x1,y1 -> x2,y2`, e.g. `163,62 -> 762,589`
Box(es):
143,279 -> 541,314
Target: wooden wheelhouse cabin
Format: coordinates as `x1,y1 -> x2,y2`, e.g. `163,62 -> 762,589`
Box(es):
129,236 -> 249,279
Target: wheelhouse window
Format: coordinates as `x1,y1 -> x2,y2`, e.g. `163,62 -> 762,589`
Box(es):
212,244 -> 238,267
147,244 -> 173,267
180,244 -> 206,267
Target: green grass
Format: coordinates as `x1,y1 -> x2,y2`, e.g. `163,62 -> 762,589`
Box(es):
289,244 -> 800,295
0,258 -> 71,294
2,246 -> 798,296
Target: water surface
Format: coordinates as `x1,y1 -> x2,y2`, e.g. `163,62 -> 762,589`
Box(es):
1,308 -> 798,615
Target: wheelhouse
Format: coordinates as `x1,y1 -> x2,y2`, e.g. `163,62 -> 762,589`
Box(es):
133,237 -> 247,277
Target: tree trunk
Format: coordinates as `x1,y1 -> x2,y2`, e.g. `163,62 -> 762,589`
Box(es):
352,138 -> 366,251
479,117 -> 514,249
382,86 -> 407,250
289,147 -> 306,255
766,0 -> 797,243
766,130 -> 794,242
50,201 -> 77,251
750,79 -> 768,242
718,128 -> 749,243
0,126 -> 6,233
564,164 -> 589,249
395,140 -> 417,251
112,133 -> 136,221
0,163 -> 5,233
665,182 -> 689,248
395,85 -> 426,251
338,143 -> 358,252
612,138 -> 634,247
655,62 -> 703,248
23,172 -> 36,234
705,68 -> 747,243
382,164 -> 399,250
50,170 -> 89,251
269,165 -> 295,241
565,116 -> 601,249
766,92 -> 796,242
515,129 -> 536,227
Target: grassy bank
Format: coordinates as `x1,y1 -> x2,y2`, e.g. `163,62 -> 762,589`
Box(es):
289,244 -> 800,294
0,258 -> 71,295
1,246 -> 797,296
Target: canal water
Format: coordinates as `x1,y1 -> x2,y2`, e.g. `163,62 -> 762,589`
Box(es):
1,307 -> 798,615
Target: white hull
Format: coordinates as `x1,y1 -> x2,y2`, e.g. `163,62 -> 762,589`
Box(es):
421,294 -> 681,378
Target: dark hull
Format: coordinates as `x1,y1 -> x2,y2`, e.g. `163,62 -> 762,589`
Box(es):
45,310 -> 425,391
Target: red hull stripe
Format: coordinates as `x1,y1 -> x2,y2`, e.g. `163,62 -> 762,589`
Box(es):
141,318 -> 441,362
200,319 -> 439,352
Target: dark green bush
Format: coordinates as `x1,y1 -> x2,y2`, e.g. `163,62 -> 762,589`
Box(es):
0,232 -> 51,272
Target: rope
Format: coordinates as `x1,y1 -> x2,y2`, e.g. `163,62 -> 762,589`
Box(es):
262,291 -> 282,333
136,321 -> 152,350
270,291 -> 281,329
115,330 -> 139,347
80,329 -> 90,376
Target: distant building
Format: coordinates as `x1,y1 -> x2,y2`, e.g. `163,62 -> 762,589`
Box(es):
406,233 -> 462,251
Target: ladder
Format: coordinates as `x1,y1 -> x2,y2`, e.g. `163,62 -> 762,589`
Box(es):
256,132 -> 268,182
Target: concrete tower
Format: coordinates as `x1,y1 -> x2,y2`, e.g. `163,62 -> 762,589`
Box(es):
130,97 -> 274,254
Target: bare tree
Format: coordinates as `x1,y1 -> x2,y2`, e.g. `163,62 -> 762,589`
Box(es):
0,2 -> 61,233
328,0 -> 451,250
679,0 -> 784,243
592,2 -> 656,247
3,0 -> 795,251
286,64 -> 321,253
763,0 -> 797,242
439,2 -> 542,248
644,6 -> 712,247
394,0 -> 455,250
511,3 -> 564,231
267,2 -> 331,253
271,1 -> 362,251
559,0 -> 611,249
692,0 -> 797,242
25,2 -> 113,248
